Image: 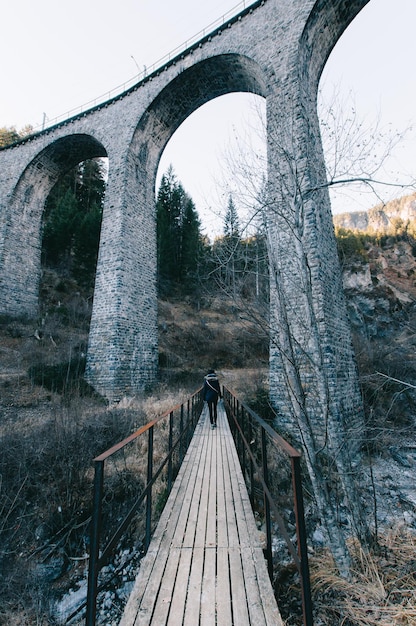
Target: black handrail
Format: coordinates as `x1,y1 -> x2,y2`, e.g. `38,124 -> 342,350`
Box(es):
223,386 -> 313,626
83,388 -> 204,626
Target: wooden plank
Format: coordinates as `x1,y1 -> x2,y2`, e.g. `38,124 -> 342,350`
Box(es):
126,474 -> 195,621
200,547 -> 216,625
183,547 -> 204,626
219,419 -> 240,550
223,420 -> 268,625
216,419 -> 228,549
205,424 -> 217,548
182,414 -> 211,549
223,411 -> 283,626
170,422 -> 209,549
167,548 -> 193,625
252,547 -> 285,626
224,431 -> 251,549
193,424 -> 212,549
216,547 -> 232,626
149,547 -> 181,625
228,548 -> 250,625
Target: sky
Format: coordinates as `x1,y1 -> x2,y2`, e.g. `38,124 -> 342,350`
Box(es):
2,0 -> 416,238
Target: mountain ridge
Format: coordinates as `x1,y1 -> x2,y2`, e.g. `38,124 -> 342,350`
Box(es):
333,191 -> 416,233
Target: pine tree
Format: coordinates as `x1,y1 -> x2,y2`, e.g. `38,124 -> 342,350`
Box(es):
42,159 -> 105,286
156,166 -> 203,293
181,196 -> 202,283
214,195 -> 242,296
223,195 -> 240,240
42,188 -> 79,266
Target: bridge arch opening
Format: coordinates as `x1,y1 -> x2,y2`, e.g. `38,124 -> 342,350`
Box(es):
3,134 -> 107,317
156,91 -> 267,239
153,91 -> 268,373
130,54 -> 267,186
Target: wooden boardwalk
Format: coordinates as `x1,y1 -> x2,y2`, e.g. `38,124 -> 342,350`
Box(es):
119,403 -> 283,626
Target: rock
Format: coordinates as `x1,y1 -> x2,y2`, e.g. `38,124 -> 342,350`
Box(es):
389,447 -> 412,468
35,554 -> 67,582
312,528 -> 326,546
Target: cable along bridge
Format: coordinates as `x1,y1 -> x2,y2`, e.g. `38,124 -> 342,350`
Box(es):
85,388 -> 312,625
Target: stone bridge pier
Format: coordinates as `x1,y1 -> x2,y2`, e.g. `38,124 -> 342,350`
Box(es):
0,0 -> 369,452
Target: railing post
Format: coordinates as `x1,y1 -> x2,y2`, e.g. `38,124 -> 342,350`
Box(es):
179,404 -> 184,464
261,428 -> 273,579
187,398 -> 192,447
145,426 -> 154,550
237,401 -> 243,460
86,459 -> 104,626
292,457 -> 313,626
168,411 -> 174,493
241,406 -> 246,474
248,417 -> 255,507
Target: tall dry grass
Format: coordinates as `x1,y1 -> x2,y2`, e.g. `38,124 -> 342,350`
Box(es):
310,526 -> 416,625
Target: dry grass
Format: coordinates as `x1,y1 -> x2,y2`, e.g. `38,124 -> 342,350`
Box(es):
310,526 -> 416,625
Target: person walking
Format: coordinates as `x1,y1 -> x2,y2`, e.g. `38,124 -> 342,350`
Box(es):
203,369 -> 222,429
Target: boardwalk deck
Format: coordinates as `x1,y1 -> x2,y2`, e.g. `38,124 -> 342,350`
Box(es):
119,403 -> 283,626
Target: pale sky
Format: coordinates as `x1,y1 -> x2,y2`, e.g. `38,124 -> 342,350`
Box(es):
2,0 -> 415,237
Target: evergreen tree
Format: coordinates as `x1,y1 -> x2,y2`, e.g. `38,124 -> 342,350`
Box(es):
156,166 -> 203,293
157,167 -> 182,283
223,195 -> 240,240
181,195 -> 202,282
72,203 -> 102,288
42,188 -> 79,266
42,158 -> 105,286
213,195 -> 242,296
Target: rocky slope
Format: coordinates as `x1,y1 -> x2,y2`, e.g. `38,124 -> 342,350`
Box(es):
333,191 -> 416,233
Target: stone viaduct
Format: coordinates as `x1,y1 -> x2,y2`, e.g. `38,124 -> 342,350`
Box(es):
0,0 -> 370,450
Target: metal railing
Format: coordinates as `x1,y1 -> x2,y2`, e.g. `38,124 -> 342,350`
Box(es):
83,388 -> 204,626
223,386 -> 313,626
15,1 -> 265,136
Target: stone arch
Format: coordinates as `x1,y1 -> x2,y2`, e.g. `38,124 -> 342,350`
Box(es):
86,54 -> 268,399
298,0 -> 371,97
132,54 -> 267,186
1,134 -> 107,316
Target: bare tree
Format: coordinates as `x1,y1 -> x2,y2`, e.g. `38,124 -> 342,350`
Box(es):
214,91 -> 416,577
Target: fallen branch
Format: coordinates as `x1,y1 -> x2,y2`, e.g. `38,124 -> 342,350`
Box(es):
375,371 -> 416,390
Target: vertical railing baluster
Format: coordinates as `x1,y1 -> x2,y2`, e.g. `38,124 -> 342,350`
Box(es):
248,417 -> 255,507
145,426 -> 154,550
261,427 -> 273,578
179,404 -> 184,464
292,457 -> 313,626
241,407 -> 246,474
168,411 -> 173,493
187,399 -> 191,446
86,459 -> 104,626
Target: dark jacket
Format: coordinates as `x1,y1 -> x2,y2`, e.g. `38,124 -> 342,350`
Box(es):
203,373 -> 221,402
